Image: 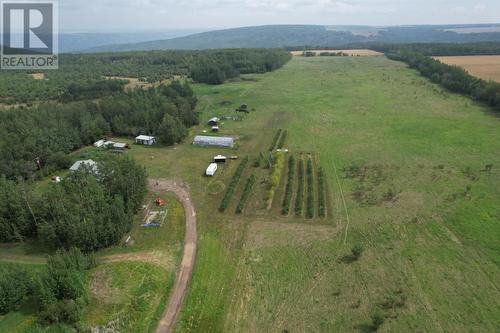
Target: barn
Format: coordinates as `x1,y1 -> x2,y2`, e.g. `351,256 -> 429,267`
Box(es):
193,136 -> 234,148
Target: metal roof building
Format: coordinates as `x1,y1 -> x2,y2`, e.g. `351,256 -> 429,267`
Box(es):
193,136 -> 234,148
70,159 -> 98,172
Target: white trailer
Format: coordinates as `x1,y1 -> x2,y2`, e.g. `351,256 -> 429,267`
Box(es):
206,163 -> 218,176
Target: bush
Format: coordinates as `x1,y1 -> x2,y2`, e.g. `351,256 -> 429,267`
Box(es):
253,152 -> 264,168
306,157 -> 315,219
282,155 -> 296,215
371,309 -> 385,331
351,243 -> 364,260
318,167 -> 327,218
236,175 -> 256,214
295,158 -> 305,216
219,157 -> 249,212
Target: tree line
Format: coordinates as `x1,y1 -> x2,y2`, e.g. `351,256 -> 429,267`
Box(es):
0,156 -> 147,251
0,80 -> 197,179
0,48 -> 292,104
384,49 -> 500,112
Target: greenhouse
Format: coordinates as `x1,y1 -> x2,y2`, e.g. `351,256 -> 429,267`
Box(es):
193,135 -> 234,148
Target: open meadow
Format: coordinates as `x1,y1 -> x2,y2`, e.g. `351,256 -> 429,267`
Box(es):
434,55 -> 500,82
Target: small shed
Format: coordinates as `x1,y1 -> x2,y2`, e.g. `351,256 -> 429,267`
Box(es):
206,163 -> 218,176
213,155 -> 227,163
193,136 -> 234,148
70,159 -> 98,173
112,142 -> 127,150
212,126 -> 219,132
208,117 -> 219,126
94,139 -> 105,148
135,135 -> 156,146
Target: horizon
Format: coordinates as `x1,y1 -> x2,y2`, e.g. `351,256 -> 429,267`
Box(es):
60,0 -> 500,33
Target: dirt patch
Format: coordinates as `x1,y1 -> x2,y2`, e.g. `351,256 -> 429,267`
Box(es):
29,73 -> 44,80
102,250 -> 175,271
434,55 -> 500,82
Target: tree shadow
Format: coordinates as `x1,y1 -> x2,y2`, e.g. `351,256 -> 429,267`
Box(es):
355,324 -> 375,333
340,254 -> 357,264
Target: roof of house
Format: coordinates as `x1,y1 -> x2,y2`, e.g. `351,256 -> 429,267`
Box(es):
193,136 -> 234,147
135,135 -> 155,141
113,143 -> 127,149
70,159 -> 97,172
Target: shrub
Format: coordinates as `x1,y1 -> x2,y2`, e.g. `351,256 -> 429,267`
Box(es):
351,243 -> 364,260
236,175 -> 256,214
219,157 -> 249,212
318,167 -> 327,218
282,155 -> 296,215
306,157 -> 315,219
295,158 -> 305,216
371,309 -> 385,331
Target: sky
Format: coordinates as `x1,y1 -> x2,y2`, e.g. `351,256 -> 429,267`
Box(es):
59,0 -> 500,32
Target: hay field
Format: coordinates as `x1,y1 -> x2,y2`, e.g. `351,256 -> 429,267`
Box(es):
435,55 -> 500,82
291,49 -> 383,56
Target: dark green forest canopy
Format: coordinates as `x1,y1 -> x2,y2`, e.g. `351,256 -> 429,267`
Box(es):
0,48 -> 291,104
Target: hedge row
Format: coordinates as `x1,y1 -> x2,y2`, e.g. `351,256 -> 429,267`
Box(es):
269,129 -> 282,151
236,175 -> 256,214
318,167 -> 327,218
219,157 -> 249,212
295,158 -> 305,216
282,155 -> 296,215
306,157 -> 315,219
277,130 -> 288,149
267,152 -> 286,208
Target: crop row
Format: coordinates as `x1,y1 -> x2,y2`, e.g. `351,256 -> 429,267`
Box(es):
318,167 -> 327,218
269,129 -> 282,151
295,158 -> 305,216
266,152 -> 286,209
282,155 -> 296,215
276,130 -> 287,149
253,152 -> 264,168
306,157 -> 315,218
236,175 -> 256,214
219,157 -> 249,212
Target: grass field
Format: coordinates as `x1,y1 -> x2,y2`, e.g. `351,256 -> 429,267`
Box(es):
435,55 -> 500,82
165,56 -> 499,332
2,55 -> 500,332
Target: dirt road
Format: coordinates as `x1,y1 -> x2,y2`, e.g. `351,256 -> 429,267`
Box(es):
150,179 -> 197,333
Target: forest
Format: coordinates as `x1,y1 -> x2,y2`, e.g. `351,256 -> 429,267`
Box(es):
0,80 -> 197,179
371,42 -> 500,56
0,48 -> 291,104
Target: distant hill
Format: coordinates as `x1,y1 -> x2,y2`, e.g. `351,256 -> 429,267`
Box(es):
83,24 -> 500,53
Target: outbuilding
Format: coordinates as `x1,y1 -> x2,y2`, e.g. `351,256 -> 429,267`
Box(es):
193,136 -> 234,148
206,163 -> 218,176
208,117 -> 219,126
112,142 -> 127,150
135,135 -> 156,146
70,159 -> 98,173
94,139 -> 105,148
211,126 -> 219,132
213,155 -> 227,163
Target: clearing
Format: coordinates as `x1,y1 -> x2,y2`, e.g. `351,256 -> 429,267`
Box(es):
291,49 -> 383,56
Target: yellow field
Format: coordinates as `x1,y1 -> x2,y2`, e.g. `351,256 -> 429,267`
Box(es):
291,49 -> 383,56
434,55 -> 500,82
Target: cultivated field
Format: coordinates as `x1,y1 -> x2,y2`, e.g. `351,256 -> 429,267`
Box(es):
291,49 -> 383,56
435,55 -> 500,82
